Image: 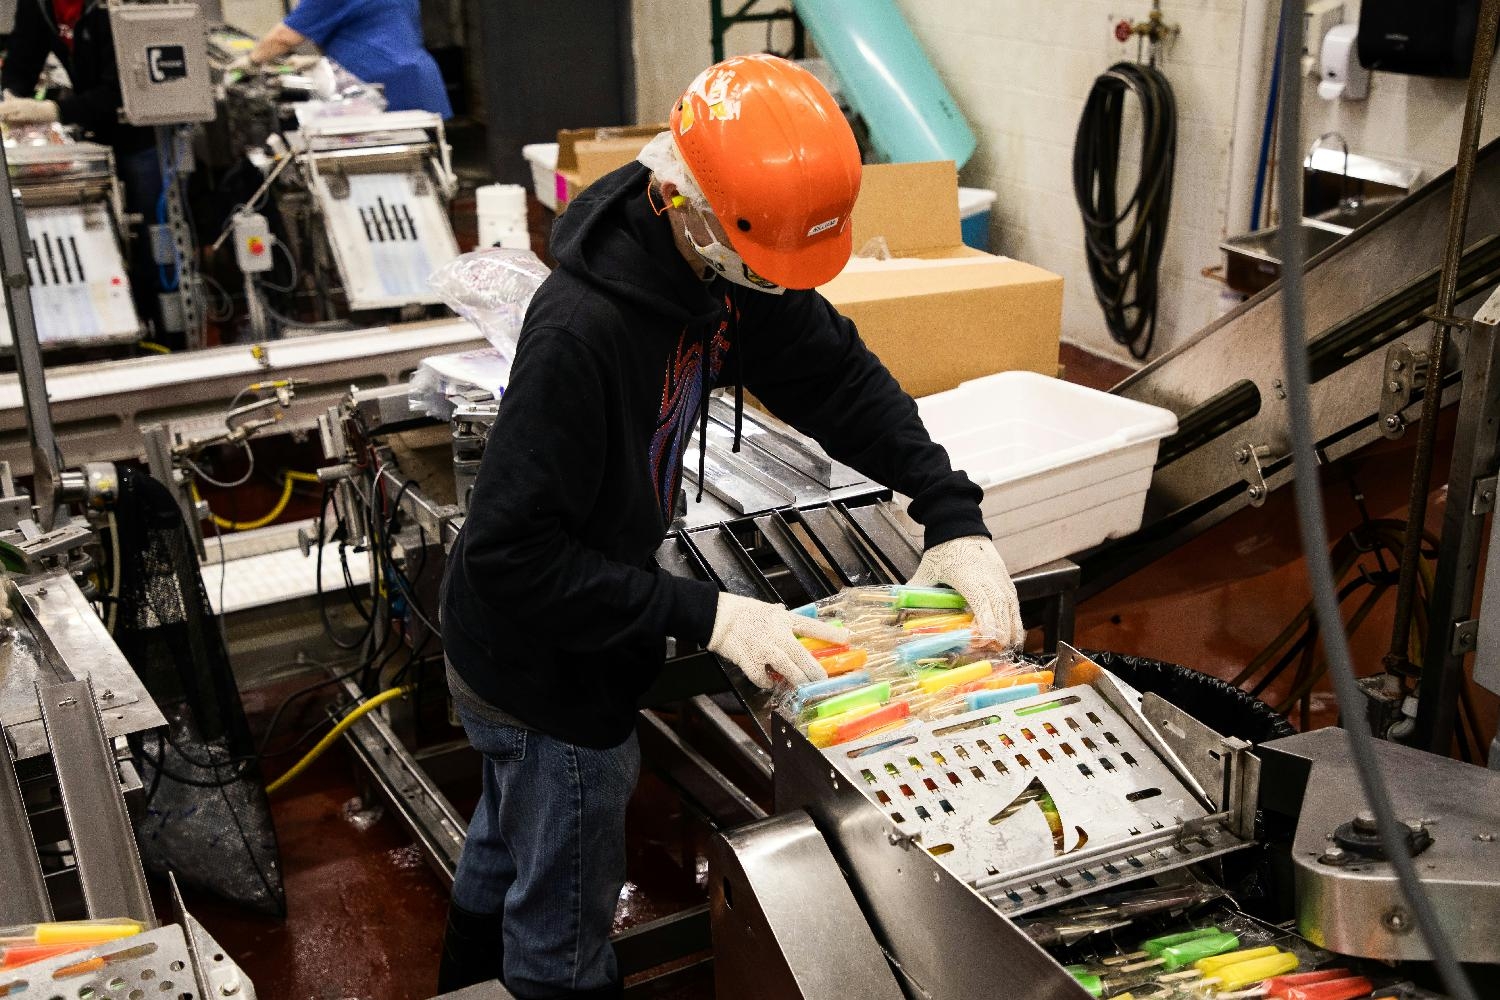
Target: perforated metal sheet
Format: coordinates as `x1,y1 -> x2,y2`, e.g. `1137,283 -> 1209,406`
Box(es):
827,684 -> 1248,916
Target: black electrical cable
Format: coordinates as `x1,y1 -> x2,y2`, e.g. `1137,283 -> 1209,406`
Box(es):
1073,61 -> 1177,360
1273,3 -> 1477,995
315,484 -> 374,648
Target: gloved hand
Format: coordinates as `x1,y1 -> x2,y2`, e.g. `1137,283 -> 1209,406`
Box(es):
0,98 -> 59,124
706,592 -> 850,689
909,536 -> 1024,648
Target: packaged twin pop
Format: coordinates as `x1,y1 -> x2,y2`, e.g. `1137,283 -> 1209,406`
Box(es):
0,919 -> 145,971
776,585 -> 1048,749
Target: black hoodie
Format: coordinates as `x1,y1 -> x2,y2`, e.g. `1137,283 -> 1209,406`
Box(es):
2,0 -> 155,156
441,162 -> 988,749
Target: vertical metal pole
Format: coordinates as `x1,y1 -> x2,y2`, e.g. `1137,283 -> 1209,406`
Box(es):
0,140 -> 62,530
158,125 -> 204,350
1414,295 -> 1500,752
711,0 -> 727,62
1387,0 -> 1500,677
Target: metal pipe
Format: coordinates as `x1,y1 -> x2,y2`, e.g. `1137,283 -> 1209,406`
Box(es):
1227,0 -> 1272,235
0,140 -> 62,530
1386,0 -> 1500,680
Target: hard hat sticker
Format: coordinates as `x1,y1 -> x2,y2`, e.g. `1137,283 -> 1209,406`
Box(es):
807,217 -> 840,237
689,66 -> 743,122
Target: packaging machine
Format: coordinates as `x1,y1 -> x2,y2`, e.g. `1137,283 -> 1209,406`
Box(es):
0,127 -> 264,996
1,138 -> 140,350
284,110 -> 460,314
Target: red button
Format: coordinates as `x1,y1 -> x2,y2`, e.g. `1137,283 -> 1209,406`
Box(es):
248,237 -> 266,255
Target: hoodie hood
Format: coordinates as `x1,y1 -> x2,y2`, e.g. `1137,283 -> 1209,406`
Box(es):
550,161 -> 722,327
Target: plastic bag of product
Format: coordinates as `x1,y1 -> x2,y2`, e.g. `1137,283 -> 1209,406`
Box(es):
408,347 -> 510,419
773,585 -> 1048,749
429,248 -> 550,360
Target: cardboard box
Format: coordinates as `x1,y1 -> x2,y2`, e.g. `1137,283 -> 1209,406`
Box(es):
553,123 -> 665,210
819,161 -> 1062,398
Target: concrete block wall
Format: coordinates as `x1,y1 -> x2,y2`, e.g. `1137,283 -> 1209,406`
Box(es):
1300,0 -> 1500,189
895,0 -> 1250,366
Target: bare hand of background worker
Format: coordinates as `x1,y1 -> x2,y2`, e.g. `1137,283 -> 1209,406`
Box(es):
0,97 -> 59,124
707,593 -> 850,688
909,536 -> 1024,647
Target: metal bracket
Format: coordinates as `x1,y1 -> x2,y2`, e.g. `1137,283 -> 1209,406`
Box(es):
1422,309 -> 1473,333
1379,343 -> 1430,439
1234,441 -> 1271,507
1450,618 -> 1479,655
1475,475 -> 1498,514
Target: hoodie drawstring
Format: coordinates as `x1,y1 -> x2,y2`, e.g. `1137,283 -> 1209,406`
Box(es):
731,292 -> 744,455
694,294 -> 745,503
695,321 -> 711,503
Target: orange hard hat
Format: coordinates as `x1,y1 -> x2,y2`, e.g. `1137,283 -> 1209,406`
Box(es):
670,54 -> 861,289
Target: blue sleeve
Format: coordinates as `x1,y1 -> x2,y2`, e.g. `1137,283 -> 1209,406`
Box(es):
283,0 -> 353,47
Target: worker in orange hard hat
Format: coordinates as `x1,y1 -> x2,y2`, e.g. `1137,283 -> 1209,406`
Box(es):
438,54 -> 1021,997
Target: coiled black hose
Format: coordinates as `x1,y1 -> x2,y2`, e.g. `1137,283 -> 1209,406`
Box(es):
1073,62 -> 1177,360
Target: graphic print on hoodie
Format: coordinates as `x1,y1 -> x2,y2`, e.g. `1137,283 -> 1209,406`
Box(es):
650,318 -> 731,524
441,160 -> 989,749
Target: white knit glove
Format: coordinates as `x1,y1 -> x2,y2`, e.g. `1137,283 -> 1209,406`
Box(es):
909,536 -> 1024,648
707,593 -> 850,689
0,98 -> 59,124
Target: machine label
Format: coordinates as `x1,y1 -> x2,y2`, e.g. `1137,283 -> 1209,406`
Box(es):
147,45 -> 189,83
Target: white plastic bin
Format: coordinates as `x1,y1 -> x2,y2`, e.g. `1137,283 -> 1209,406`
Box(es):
522,142 -> 561,212
888,371 -> 1178,573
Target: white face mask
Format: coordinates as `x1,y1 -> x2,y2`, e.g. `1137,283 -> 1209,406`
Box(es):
684,209 -> 785,295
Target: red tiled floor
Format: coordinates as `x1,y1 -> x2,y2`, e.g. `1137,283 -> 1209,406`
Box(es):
179,676 -> 715,999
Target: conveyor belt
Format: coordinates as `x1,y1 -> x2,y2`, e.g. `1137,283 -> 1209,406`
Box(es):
1085,136 -> 1500,594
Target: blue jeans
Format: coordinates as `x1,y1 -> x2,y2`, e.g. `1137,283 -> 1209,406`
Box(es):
451,703 -> 640,998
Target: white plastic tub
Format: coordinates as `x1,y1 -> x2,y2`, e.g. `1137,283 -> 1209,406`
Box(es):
888,371 -> 1178,573
522,142 -> 560,212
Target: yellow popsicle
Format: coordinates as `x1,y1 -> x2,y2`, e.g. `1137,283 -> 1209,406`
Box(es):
1193,946 -> 1281,975
34,921 -> 144,946
919,659 -> 993,694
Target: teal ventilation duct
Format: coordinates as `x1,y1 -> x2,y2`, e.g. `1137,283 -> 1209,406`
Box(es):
794,0 -> 977,167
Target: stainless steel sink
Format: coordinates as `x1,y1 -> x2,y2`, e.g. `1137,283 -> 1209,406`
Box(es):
1221,218 -> 1351,295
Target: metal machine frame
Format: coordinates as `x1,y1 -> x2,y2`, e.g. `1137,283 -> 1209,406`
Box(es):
706,646 -> 1261,1000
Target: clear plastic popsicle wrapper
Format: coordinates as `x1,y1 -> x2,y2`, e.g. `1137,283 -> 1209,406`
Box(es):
776,585 -> 1043,750
0,920 -> 145,971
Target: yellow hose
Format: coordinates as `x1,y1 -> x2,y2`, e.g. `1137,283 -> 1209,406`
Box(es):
265,685 -> 413,795
191,469 -> 319,531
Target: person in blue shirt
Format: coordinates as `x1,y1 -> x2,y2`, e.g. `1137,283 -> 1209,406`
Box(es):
240,0 -> 452,117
